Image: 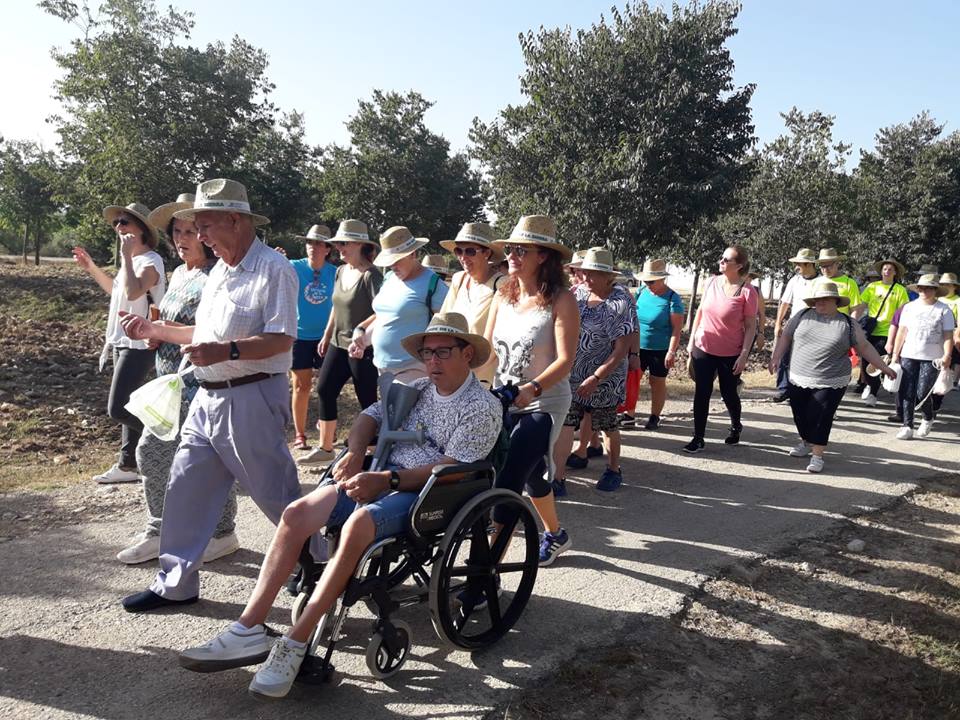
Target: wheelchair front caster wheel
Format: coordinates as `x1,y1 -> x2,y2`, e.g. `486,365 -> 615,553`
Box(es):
291,591 -> 309,624
365,619 -> 411,679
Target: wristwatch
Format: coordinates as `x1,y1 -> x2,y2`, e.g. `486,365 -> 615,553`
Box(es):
229,341 -> 240,360
529,380 -> 543,397
389,470 -> 401,490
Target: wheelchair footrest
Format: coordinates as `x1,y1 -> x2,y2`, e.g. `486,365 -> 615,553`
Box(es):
295,654 -> 334,685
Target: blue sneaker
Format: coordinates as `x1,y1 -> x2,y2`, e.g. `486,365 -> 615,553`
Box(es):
551,477 -> 568,497
596,467 -> 623,492
565,453 -> 588,469
539,529 -> 571,567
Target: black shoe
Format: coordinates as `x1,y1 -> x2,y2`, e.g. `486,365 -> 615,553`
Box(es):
122,589 -> 198,613
566,453 -> 588,469
772,391 -> 789,403
643,415 -> 661,430
618,413 -> 637,429
724,426 -> 742,445
682,437 -> 705,454
586,445 -> 604,459
887,413 -> 903,423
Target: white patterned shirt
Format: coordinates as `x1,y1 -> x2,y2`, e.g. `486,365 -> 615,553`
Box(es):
362,374 -> 502,468
191,239 -> 299,381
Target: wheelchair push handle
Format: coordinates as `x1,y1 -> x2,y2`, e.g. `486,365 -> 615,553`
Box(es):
490,382 -> 520,408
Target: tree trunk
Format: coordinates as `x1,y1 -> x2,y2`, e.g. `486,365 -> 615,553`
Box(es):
685,267 -> 700,333
34,223 -> 41,266
21,221 -> 30,264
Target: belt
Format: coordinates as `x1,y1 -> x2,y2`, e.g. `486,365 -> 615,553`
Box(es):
199,372 -> 276,390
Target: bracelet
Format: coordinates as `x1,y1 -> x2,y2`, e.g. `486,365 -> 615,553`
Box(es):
352,326 -> 365,338
628,351 -> 640,357
592,373 -> 604,382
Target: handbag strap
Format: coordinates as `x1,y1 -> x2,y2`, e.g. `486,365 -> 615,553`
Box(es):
872,282 -> 897,319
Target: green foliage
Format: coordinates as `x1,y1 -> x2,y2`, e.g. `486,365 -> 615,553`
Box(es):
317,90 -> 486,243
471,1 -> 755,261
0,139 -> 62,261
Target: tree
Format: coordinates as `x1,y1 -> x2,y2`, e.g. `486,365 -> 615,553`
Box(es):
471,1 -> 755,261
317,90 -> 486,242
0,139 -> 61,265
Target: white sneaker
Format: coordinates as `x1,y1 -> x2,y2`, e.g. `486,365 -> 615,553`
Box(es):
916,419 -> 933,438
863,393 -> 878,407
788,441 -> 812,457
296,447 -> 335,466
896,426 -> 914,440
203,532 -> 240,562
179,623 -> 274,672
248,638 -> 307,699
93,464 -> 141,484
116,533 -> 160,564
806,455 -> 824,473
860,386 -> 873,400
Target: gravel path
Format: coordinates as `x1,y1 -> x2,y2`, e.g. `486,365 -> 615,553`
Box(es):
1,392 -> 957,719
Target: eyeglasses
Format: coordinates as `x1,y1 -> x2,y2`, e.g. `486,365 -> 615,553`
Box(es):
502,244 -> 535,258
820,262 -> 837,269
454,246 -> 486,257
720,257 -> 737,264
416,345 -> 462,360
112,218 -> 131,228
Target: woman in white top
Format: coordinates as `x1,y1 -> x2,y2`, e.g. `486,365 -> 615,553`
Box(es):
891,273 -> 955,440
485,215 -> 579,568
73,203 -> 166,483
439,222 -> 504,385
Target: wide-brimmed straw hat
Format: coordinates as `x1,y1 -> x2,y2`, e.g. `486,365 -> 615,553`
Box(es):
173,178 -> 270,227
939,272 -> 959,288
421,254 -> 454,276
917,263 -> 939,276
493,215 -> 573,262
804,279 -> 851,307
637,258 -> 669,281
788,248 -> 818,264
873,258 -> 907,279
330,219 -> 377,246
565,249 -> 587,269
863,267 -> 881,280
295,224 -> 333,244
400,312 -> 491,369
372,226 -> 429,267
817,248 -> 844,264
569,247 -> 619,275
147,193 -> 195,232
440,222 -> 504,263
909,273 -> 948,296
102,202 -> 160,249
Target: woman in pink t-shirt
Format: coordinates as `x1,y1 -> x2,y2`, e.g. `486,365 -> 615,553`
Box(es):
683,245 -> 759,453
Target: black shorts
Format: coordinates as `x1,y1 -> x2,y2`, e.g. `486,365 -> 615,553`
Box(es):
639,349 -> 669,378
292,338 -> 322,371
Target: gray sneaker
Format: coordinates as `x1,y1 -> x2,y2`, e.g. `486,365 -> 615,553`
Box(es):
179,624 -> 275,673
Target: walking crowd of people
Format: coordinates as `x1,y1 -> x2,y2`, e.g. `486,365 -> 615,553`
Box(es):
71,176 -> 957,698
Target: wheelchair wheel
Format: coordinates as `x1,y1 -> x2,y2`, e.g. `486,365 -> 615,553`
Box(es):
429,489 -> 539,650
365,620 -> 412,679
291,591 -> 309,625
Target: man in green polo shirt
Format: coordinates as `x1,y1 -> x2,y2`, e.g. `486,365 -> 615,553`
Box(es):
859,258 -> 910,405
817,248 -> 865,318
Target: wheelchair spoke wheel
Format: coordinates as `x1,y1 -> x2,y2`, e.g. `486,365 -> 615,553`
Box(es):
429,489 -> 539,650
365,620 -> 412,680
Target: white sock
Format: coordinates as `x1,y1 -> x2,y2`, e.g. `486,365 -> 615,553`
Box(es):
284,637 -> 306,649
230,621 -> 263,635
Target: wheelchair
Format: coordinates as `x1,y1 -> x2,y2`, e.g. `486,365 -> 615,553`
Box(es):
290,378 -> 540,684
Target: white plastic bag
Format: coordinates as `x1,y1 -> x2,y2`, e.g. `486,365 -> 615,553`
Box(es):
882,362 -> 902,394
125,372 -> 185,441
933,366 -> 955,396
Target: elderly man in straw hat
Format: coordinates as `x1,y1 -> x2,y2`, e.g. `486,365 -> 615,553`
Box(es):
178,312 -> 503,699
117,178 -> 310,613
770,248 -> 822,402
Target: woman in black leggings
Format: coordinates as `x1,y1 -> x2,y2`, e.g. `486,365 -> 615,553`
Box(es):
299,220 -> 382,466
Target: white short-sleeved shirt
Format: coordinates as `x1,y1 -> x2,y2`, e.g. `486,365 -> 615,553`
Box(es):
105,251 -> 166,349
780,273 -> 819,319
191,239 -> 299,381
899,300 -> 956,361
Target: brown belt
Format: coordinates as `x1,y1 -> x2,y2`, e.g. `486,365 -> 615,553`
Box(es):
199,372 -> 276,390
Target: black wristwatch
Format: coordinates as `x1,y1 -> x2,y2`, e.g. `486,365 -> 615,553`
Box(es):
389,469 -> 401,490
229,341 -> 240,360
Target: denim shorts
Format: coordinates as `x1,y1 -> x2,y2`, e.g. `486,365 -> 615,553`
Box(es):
323,478 -> 417,541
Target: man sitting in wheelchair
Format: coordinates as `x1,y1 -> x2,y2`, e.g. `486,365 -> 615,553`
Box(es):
179,312 -> 503,698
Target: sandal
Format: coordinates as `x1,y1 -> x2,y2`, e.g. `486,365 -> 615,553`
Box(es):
292,433 -> 310,450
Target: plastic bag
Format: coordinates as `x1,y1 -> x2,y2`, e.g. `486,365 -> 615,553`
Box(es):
933,365 -> 955,396
882,362 -> 902,394
125,372 -> 185,441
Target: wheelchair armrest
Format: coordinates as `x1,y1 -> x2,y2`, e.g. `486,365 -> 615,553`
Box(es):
430,460 -> 494,482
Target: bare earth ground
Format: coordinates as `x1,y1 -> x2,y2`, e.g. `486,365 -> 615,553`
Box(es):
1,263 -> 958,719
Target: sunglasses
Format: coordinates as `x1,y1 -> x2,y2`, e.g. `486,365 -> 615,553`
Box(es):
453,246 -> 486,258
416,345 -> 461,360
820,262 -> 837,269
502,244 -> 539,258
719,257 -> 737,264
112,218 -> 132,228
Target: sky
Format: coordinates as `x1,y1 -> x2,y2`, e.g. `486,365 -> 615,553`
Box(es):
2,0 -> 959,163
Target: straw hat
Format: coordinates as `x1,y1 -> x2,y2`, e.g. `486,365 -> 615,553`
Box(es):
102,202 -> 160,248
873,258 -> 907,279
569,247 -> 619,275
421,254 -> 453,276
804,279 -> 851,307
565,249 -> 587,268
917,263 -> 939,276
295,224 -> 333,243
148,193 -> 195,231
817,248 -> 844,264
371,226 -> 429,267
440,222 -> 504,263
173,178 -> 270,227
939,272 -> 959,288
400,312 -> 491,369
493,215 -> 573,262
862,267 -> 881,280
788,248 -> 818,264
330,219 -> 377,246
908,273 -> 948,296
637,259 -> 669,282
